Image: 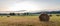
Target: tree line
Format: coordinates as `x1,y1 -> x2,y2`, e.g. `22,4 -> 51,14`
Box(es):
0,13 -> 35,16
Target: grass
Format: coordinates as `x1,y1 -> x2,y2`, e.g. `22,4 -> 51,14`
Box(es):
0,14 -> 60,26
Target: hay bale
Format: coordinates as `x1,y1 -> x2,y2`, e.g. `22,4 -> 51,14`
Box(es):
56,15 -> 60,16
1,16 -> 3,17
7,16 -> 10,17
49,15 -> 52,17
39,13 -> 50,22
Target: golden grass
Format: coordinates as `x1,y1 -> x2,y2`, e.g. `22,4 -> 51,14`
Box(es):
0,14 -> 60,26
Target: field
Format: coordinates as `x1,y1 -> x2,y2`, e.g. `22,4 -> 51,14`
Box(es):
0,14 -> 60,26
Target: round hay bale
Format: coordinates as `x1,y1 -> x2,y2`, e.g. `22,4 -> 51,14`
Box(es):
56,15 -> 60,16
49,15 -> 52,17
7,16 -> 10,17
1,16 -> 3,17
39,13 -> 50,22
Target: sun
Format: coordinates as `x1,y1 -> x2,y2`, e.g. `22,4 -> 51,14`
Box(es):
8,1 -> 41,12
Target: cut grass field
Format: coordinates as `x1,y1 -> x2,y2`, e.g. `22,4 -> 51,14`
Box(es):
0,14 -> 60,26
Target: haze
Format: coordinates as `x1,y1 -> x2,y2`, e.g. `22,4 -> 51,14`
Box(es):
0,0 -> 60,12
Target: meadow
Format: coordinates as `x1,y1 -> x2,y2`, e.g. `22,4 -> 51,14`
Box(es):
0,14 -> 60,26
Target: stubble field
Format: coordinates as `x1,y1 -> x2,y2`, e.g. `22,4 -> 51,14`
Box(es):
0,14 -> 60,26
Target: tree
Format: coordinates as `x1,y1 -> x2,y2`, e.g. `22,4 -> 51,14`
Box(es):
9,13 -> 16,16
23,13 -> 29,16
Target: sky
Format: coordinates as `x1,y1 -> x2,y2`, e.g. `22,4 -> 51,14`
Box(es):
0,0 -> 60,12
